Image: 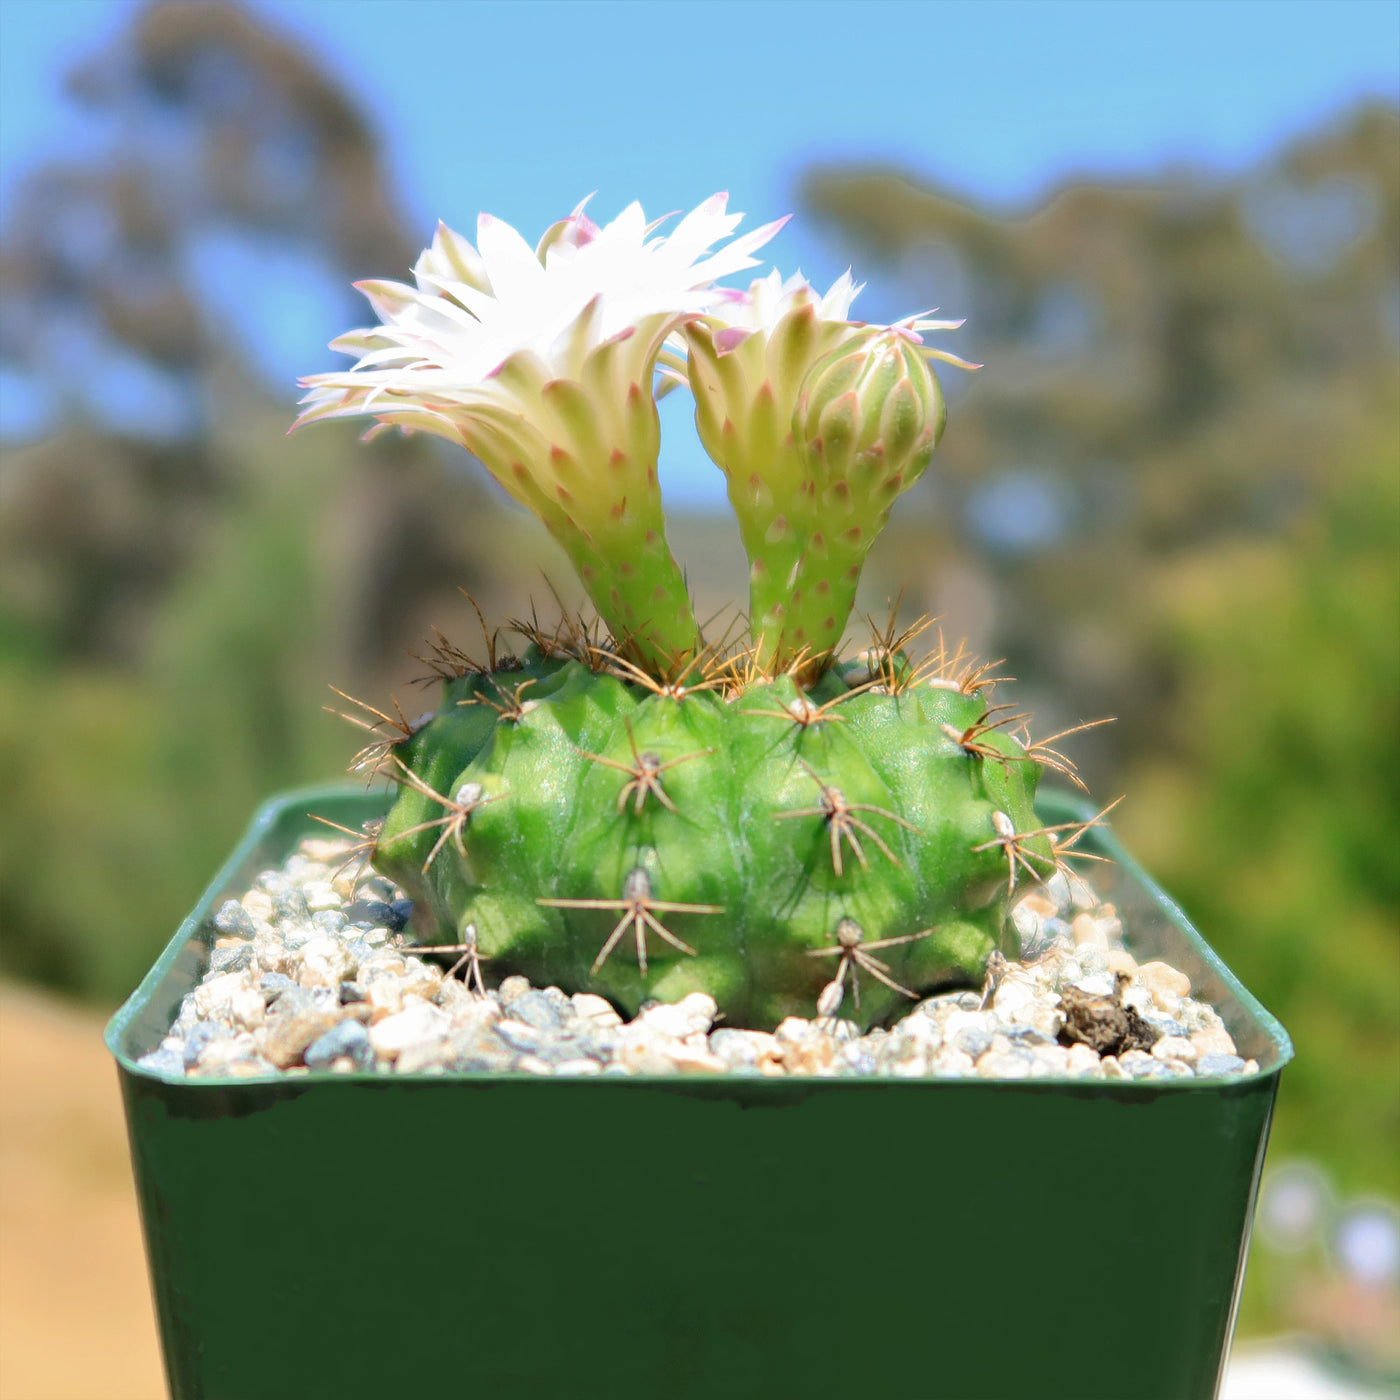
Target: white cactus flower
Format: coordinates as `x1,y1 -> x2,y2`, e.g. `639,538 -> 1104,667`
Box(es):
297,194 -> 784,437
295,195 -> 784,672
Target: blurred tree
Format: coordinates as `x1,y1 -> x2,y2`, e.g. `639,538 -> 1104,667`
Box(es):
1132,399 -> 1399,1195
803,104 -> 1399,786
0,0 -> 511,672
0,1 -> 533,998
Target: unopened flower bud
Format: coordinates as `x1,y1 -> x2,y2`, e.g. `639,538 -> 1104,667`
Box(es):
795,329 -> 946,502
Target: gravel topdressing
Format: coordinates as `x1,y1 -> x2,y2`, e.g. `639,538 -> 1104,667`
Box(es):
136,831 -> 1260,1083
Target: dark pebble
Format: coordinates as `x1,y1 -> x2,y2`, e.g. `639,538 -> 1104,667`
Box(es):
953,1027 -> 994,1060
345,898 -> 411,932
1140,1011 -> 1188,1040
304,1019 -> 375,1071
1120,1005 -> 1159,1054
1060,976 -> 1160,1056
506,990 -> 563,1031
213,899 -> 257,939
273,888 -> 310,923
1058,986 -> 1130,1055
210,942 -> 254,975
268,985 -> 338,1019
1000,1024 -> 1055,1047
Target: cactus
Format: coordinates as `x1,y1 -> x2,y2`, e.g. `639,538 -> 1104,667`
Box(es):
298,195 -> 1106,1031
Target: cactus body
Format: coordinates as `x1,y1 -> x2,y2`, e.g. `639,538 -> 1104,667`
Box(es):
375,651 -> 1047,1030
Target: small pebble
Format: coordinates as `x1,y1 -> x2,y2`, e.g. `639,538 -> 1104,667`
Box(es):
368,1002 -> 450,1061
304,1019 -> 374,1071
262,1007 -> 344,1069
209,942 -> 254,975
977,1049 -> 1037,1079
192,972 -> 250,1021
1141,1011 -> 1189,1040
240,889 -> 273,922
1137,961 -> 1192,1009
571,994 -> 623,1027
195,1033 -> 261,1073
1071,913 -> 1108,949
1196,1053 -> 1249,1077
1074,972 -> 1118,998
709,1029 -> 773,1071
395,1040 -> 448,1074
297,936 -> 356,989
213,900 -> 257,939
1191,1026 -> 1237,1058
136,1045 -> 186,1077
272,888 -> 310,923
498,976 -> 531,1004
932,1047 -> 976,1076
494,1020 -> 544,1053
506,990 -> 564,1031
638,993 -> 717,1040
1152,1036 -> 1199,1065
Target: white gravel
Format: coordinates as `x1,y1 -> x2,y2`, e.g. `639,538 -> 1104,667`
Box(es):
136,833 -> 1261,1082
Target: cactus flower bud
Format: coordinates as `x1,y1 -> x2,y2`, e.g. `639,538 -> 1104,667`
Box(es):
687,277 -> 973,676
796,328 -> 945,507
752,329 -> 951,669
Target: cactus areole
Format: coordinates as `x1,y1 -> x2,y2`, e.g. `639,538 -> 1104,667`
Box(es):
297,195 -> 1109,1031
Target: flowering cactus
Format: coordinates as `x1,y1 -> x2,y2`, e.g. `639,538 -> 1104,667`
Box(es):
299,195 -> 1103,1031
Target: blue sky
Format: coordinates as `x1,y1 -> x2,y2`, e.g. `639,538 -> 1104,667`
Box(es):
2,0 -> 1397,496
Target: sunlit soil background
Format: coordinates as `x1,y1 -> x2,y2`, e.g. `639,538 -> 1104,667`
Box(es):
0,986 -> 164,1400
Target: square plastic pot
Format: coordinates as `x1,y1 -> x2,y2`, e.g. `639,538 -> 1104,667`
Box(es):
107,783 -> 1292,1400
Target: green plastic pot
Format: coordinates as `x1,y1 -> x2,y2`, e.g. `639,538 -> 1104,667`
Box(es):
107,784 -> 1292,1400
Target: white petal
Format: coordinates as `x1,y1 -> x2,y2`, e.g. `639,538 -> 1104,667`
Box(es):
475,212 -> 546,300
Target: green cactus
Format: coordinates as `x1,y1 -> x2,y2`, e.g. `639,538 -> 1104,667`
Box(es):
365,639 -> 1064,1028
300,196 -> 1102,1031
